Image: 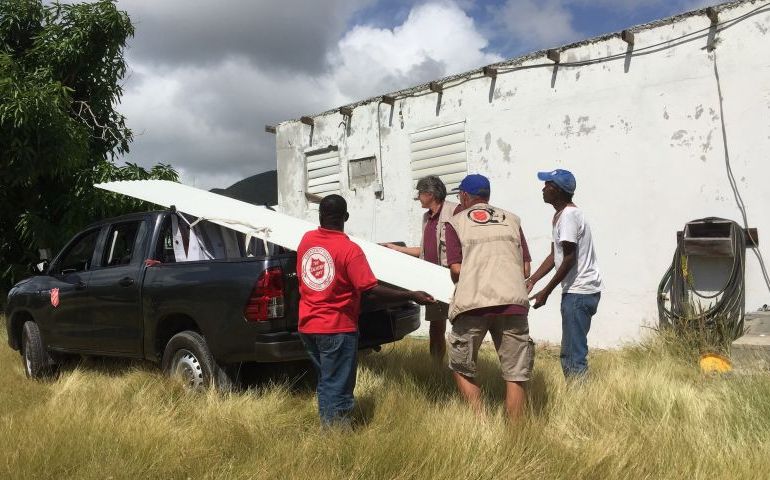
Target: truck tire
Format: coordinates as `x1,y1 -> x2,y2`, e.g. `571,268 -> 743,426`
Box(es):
21,321 -> 54,379
161,331 -> 234,392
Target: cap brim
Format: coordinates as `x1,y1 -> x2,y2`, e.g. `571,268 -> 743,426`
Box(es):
537,171 -> 552,181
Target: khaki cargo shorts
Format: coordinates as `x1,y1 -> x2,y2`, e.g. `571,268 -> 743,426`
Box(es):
448,313 -> 535,382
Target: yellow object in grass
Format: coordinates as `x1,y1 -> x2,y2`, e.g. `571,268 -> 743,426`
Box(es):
699,353 -> 732,373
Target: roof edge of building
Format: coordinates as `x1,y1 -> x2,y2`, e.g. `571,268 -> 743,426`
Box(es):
276,0 -> 756,127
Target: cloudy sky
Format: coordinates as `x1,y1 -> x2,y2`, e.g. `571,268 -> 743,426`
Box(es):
116,0 -> 713,189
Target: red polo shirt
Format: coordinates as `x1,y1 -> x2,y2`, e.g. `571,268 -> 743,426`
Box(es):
297,228 -> 378,334
422,204 -> 443,265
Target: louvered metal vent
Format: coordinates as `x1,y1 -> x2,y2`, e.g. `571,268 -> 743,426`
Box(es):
306,147 -> 341,197
410,121 -> 468,192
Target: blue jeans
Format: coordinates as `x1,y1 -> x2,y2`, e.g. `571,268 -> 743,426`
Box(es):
300,332 -> 358,426
560,293 -> 601,378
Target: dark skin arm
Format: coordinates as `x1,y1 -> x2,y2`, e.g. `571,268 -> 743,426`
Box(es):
526,243 -> 555,293
449,263 -> 461,284
363,283 -> 435,305
528,241 -> 577,309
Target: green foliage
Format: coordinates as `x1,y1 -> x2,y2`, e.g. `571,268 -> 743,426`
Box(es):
0,1 -> 178,300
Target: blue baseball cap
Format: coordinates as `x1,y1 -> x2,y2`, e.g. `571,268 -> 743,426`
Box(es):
452,174 -> 491,197
537,169 -> 576,194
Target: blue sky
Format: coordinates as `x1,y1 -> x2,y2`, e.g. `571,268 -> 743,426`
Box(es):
116,0 -> 715,188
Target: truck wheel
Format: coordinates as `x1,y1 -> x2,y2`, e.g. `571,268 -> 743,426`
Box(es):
162,331 -> 234,392
21,321 -> 54,379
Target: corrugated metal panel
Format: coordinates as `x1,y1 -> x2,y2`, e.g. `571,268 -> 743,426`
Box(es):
410,122 -> 467,192
306,148 -> 341,196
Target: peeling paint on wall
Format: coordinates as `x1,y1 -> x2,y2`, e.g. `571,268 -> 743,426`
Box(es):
496,138 -> 512,162
670,129 -> 691,147
692,104 -> 704,120
701,129 -> 714,155
577,116 -> 596,136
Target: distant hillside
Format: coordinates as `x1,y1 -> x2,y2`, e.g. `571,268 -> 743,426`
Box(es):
210,170 -> 277,206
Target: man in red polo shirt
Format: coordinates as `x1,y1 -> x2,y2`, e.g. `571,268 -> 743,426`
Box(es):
298,194 -> 434,426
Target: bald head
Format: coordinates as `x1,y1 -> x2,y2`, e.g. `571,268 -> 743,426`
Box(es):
319,194 -> 349,230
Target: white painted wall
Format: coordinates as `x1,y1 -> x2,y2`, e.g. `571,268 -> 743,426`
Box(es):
276,0 -> 770,347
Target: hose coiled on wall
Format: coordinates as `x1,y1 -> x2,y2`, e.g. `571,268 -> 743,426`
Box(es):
657,217 -> 746,341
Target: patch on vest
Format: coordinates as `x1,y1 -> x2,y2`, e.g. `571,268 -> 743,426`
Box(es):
301,247 -> 335,291
467,208 -> 506,225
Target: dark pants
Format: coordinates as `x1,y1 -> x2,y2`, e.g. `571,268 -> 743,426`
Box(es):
300,332 -> 359,426
560,292 -> 601,378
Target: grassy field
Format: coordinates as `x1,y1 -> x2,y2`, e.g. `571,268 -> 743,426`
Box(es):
1,316 -> 769,479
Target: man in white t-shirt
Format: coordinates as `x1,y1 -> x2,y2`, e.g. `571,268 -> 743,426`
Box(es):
526,169 -> 603,378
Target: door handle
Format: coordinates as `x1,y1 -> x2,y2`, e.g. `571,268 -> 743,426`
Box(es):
118,277 -> 134,287
75,281 -> 86,290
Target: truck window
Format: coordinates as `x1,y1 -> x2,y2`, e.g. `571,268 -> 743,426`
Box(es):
155,214 -> 290,262
56,229 -> 100,274
102,221 -> 141,267
156,218 -> 178,263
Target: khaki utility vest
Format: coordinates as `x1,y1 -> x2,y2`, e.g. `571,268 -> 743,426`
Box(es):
419,200 -> 459,268
447,203 -> 529,321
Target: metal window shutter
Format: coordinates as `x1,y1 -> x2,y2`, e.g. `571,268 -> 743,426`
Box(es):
306,149 -> 341,196
410,121 -> 467,192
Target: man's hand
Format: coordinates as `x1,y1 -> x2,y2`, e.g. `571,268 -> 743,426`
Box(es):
410,291 -> 436,305
525,278 -> 536,294
381,243 -> 401,252
529,289 -> 551,309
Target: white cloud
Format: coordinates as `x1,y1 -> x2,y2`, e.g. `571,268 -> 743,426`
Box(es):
120,1 -> 501,189
329,1 -> 502,100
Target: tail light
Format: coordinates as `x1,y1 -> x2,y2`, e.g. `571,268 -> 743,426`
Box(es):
245,267 -> 285,321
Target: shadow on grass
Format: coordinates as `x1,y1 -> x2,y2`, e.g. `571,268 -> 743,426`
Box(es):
351,394 -> 376,427
238,360 -> 316,394
56,355 -> 155,377
54,354 -> 318,394
360,342 -> 553,416
48,341 -> 554,420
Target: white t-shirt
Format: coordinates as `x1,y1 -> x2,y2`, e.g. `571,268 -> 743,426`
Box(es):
553,206 -> 603,294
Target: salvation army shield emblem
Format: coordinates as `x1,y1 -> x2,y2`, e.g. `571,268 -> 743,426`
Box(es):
50,288 -> 60,308
301,247 -> 335,292
310,258 -> 325,279
471,209 -> 491,223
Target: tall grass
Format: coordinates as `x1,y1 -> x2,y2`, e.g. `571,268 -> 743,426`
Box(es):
1,315 -> 769,479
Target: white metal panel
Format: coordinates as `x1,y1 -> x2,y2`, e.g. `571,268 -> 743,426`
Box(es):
410,122 -> 465,142
410,122 -> 467,192
95,180 -> 455,304
411,153 -> 467,174
411,132 -> 466,153
306,149 -> 341,196
307,173 -> 341,187
307,165 -> 339,179
411,143 -> 466,162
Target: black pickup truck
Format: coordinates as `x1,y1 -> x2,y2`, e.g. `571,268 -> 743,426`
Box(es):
5,210 -> 420,390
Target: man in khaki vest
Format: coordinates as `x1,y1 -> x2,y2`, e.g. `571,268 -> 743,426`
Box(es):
444,174 -> 534,421
383,175 -> 458,361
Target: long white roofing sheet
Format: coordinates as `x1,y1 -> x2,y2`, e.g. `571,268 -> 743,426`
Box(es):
95,180 -> 455,304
